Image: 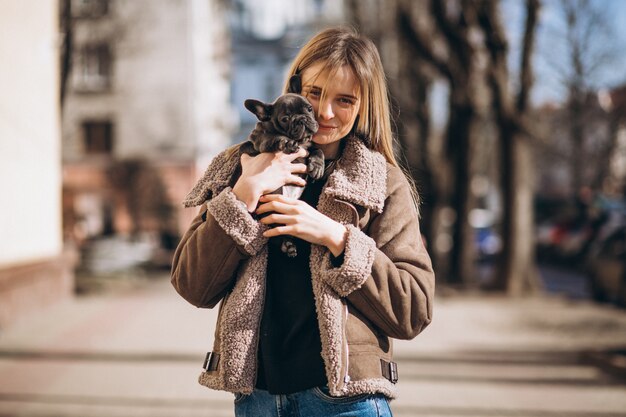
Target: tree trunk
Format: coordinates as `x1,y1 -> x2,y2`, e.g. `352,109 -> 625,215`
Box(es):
447,104 -> 477,285
494,129 -> 542,294
569,94 -> 585,193
475,0 -> 542,295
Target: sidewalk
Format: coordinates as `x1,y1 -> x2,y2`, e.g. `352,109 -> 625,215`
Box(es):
1,274 -> 626,417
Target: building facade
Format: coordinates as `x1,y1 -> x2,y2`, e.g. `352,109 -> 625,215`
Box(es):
62,0 -> 233,248
229,0 -> 344,143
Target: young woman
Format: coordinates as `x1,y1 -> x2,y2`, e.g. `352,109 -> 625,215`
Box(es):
171,27 -> 435,417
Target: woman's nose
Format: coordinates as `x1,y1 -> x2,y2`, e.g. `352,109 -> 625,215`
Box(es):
318,99 -> 334,120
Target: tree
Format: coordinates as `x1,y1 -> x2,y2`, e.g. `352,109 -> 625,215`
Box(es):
540,0 -> 623,195
395,0 -> 490,286
347,0 -> 543,293
478,0 -> 542,294
107,159 -> 176,239
345,0 -> 444,279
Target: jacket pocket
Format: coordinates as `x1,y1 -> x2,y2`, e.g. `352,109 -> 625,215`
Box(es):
346,305 -> 389,352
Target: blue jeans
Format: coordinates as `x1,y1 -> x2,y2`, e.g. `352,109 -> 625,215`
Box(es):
234,386 -> 393,417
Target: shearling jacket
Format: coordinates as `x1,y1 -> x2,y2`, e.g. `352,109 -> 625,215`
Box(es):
171,135 -> 435,399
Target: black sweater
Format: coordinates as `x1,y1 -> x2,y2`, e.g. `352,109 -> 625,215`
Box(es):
255,177 -> 328,394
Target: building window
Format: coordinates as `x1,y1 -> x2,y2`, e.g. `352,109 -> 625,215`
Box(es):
83,120 -> 113,155
72,0 -> 109,19
75,44 -> 112,92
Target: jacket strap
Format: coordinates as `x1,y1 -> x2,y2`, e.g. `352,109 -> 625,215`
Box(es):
380,359 -> 398,384
203,351 -> 220,371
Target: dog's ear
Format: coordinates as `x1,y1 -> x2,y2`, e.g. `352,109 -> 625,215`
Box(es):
287,74 -> 302,94
244,99 -> 273,122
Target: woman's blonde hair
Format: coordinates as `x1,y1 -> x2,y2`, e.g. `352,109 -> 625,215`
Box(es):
284,27 -> 420,209
284,27 -> 396,165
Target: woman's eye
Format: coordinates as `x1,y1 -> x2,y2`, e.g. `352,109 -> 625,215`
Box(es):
338,98 -> 355,106
308,90 -> 321,98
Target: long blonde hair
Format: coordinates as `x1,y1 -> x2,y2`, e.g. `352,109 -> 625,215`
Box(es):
284,27 -> 420,209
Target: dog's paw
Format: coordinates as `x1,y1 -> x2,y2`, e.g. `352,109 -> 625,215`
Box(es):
239,141 -> 257,155
308,159 -> 325,180
284,140 -> 300,154
281,239 -> 298,257
275,137 -> 289,150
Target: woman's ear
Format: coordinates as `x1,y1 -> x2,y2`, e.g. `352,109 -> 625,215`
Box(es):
288,74 -> 302,94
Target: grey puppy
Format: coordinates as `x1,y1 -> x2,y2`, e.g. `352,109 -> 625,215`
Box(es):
240,75 -> 325,257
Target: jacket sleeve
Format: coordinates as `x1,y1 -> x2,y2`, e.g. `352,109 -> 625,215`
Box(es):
320,166 -> 435,340
171,187 -> 268,308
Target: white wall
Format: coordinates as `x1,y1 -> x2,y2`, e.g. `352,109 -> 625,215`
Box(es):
0,0 -> 62,265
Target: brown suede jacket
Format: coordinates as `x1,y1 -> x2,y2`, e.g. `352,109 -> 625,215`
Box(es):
171,135 -> 435,399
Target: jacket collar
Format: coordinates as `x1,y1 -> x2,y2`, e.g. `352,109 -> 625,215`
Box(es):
183,135 -> 387,213
322,135 -> 387,213
183,146 -> 240,208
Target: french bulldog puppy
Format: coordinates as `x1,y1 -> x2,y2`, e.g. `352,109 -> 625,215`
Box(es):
240,75 -> 325,257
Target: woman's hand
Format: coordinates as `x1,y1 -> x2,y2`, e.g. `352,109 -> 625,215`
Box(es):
232,148 -> 308,212
256,194 -> 347,257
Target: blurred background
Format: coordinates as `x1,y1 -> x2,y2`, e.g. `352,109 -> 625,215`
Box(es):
2,0 -> 626,416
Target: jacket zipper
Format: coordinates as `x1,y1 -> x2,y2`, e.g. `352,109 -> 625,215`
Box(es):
252,284 -> 266,388
341,300 -> 350,391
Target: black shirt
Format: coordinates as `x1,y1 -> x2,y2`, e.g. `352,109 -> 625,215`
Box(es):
255,176 -> 329,394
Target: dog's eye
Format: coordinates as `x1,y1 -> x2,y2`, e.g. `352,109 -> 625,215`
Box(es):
306,105 -> 313,112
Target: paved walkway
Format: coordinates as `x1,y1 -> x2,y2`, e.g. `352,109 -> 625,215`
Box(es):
1,274 -> 626,417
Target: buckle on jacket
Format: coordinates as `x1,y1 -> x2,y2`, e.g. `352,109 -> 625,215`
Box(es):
203,351 -> 220,371
380,359 -> 398,384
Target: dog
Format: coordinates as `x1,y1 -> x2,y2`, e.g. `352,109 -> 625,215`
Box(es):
240,75 -> 324,257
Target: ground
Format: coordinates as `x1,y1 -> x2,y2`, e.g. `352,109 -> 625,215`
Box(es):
1,273 -> 625,416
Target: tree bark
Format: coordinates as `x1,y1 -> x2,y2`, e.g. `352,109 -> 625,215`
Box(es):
447,104 -> 478,285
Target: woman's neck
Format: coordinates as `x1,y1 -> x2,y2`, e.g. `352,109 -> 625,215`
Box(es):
317,139 -> 345,160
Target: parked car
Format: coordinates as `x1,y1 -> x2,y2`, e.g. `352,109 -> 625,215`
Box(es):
586,224 -> 626,306
536,195 -> 623,265
585,198 -> 626,306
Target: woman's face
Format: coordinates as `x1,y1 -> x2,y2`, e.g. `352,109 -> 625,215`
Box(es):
300,63 -> 361,158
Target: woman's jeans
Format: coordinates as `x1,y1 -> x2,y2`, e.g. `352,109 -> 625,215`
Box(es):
234,386 -> 393,417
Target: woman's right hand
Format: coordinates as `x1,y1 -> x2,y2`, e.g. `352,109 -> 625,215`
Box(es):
232,147 -> 308,212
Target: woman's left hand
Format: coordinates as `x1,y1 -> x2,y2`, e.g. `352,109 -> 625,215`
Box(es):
256,194 -> 347,257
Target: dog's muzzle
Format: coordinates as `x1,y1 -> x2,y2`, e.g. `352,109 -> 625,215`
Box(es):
291,115 -> 316,139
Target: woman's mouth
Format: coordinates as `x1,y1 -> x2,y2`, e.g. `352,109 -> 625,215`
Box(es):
318,124 -> 337,132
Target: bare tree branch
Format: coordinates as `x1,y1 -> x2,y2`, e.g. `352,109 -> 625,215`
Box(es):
431,0 -> 471,58
396,3 -> 454,81
517,0 -> 540,113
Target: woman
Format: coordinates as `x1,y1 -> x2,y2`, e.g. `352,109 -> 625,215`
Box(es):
171,27 -> 435,417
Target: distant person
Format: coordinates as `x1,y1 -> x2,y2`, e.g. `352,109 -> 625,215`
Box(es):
171,27 -> 435,417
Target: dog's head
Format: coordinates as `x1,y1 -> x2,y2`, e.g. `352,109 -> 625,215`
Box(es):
244,93 -> 318,143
